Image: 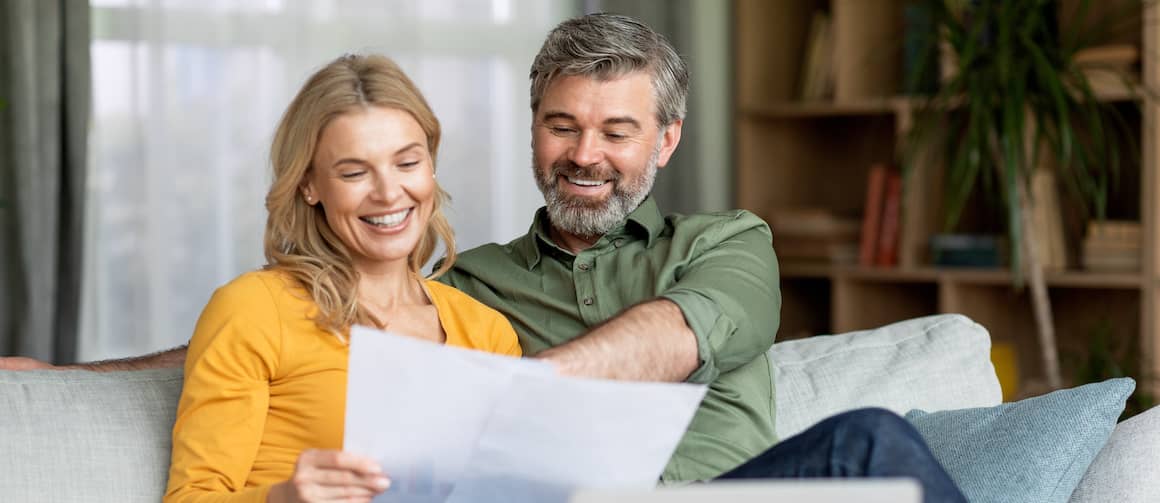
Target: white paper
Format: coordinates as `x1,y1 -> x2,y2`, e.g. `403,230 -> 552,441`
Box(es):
343,325 -> 706,503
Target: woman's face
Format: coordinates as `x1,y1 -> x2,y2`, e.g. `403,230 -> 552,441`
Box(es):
302,106 -> 436,274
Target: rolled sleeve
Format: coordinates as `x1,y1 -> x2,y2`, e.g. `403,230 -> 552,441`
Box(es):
660,213 -> 780,384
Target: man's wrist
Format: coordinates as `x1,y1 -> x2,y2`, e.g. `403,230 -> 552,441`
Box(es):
533,346 -> 579,377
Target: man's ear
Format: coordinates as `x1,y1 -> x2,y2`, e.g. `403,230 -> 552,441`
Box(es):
655,119 -> 683,168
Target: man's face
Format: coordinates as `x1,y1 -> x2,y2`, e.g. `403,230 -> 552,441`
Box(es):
531,72 -> 681,239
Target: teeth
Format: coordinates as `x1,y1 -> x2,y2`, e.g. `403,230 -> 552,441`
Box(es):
363,208 -> 410,227
567,177 -> 606,187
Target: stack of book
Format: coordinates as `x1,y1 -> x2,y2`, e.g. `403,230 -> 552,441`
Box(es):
1082,220 -> 1141,272
768,208 -> 860,264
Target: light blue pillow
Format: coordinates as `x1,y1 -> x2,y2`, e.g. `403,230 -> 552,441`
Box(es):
905,378 -> 1134,503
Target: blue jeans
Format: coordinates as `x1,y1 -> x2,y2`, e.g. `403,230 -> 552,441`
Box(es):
714,408 -> 967,503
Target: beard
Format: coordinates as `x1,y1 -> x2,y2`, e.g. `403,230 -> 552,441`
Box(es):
533,142 -> 660,240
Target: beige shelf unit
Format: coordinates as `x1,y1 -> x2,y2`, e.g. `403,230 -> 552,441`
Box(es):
734,0 -> 1160,394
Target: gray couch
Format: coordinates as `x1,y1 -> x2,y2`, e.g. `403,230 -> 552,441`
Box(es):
1,314 -> 1155,502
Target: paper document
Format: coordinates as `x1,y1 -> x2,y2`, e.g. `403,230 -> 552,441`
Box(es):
344,325 -> 707,503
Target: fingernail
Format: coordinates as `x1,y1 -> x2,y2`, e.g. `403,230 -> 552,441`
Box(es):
376,477 -> 391,490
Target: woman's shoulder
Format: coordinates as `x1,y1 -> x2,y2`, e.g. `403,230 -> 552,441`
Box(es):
425,280 -> 520,356
424,280 -> 501,318
217,269 -> 303,298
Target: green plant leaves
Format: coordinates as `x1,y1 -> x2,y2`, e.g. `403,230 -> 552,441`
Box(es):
905,0 -> 1140,275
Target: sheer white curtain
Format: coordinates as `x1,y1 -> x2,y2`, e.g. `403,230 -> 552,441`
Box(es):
81,0 -> 573,361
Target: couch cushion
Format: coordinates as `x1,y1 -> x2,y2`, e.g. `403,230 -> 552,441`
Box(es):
0,367 -> 183,502
770,314 -> 1002,438
906,378 -> 1134,503
1069,403 -> 1160,503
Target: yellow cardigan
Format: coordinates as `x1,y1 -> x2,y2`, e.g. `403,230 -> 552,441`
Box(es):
164,270 -> 521,503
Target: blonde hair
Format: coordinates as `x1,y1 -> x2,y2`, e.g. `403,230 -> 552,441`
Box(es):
264,53 -> 457,336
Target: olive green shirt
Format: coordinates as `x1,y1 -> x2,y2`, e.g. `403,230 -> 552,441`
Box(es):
438,197 -> 781,482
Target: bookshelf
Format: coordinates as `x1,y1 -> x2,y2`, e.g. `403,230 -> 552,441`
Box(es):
734,0 -> 1160,397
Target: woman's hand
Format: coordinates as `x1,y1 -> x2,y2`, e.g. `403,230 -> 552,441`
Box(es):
269,449 -> 391,503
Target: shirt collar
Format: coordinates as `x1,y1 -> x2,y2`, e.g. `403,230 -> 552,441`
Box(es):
623,196 -> 664,247
515,196 -> 664,271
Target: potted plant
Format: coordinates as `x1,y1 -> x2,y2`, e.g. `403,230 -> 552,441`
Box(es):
906,0 -> 1145,389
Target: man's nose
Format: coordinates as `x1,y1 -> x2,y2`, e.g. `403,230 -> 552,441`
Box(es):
568,131 -> 603,167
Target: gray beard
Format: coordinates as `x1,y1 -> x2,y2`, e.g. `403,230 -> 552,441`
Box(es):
533,144 -> 660,240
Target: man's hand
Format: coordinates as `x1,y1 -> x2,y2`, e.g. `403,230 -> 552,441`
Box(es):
269,449 -> 391,503
0,357 -> 56,370
0,346 -> 189,372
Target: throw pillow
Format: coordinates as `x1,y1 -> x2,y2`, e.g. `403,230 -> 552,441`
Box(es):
905,378 -> 1134,503
1068,404 -> 1160,503
771,314 -> 1002,439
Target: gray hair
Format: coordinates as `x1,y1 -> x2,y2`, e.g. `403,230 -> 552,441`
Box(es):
529,13 -> 689,127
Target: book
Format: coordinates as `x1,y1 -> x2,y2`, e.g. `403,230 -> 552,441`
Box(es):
798,11 -> 833,101
1082,220 -> 1141,272
930,234 -> 1004,268
1030,169 -> 1068,270
1082,244 -> 1140,271
859,164 -> 889,266
1087,220 -> 1141,244
875,170 -> 903,267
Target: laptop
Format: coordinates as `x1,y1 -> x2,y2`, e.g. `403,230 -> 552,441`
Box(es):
569,479 -> 922,503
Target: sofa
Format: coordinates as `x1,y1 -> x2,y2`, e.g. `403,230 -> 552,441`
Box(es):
1,314 -> 1156,502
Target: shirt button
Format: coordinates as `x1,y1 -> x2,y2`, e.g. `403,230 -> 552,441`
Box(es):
582,297 -> 594,306
613,239 -> 625,248
578,263 -> 590,271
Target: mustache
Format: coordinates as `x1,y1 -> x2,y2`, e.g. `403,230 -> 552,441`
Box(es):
551,160 -> 620,182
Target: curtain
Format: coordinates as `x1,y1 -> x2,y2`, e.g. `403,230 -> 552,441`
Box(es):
80,0 -> 575,361
0,0 -> 91,364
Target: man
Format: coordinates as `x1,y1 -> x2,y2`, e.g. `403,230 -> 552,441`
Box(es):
1,13 -> 966,502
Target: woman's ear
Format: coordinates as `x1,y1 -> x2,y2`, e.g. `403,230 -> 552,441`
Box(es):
300,181 -> 317,205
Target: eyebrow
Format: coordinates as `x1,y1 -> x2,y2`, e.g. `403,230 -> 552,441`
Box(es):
542,111 -> 642,130
330,142 -> 424,169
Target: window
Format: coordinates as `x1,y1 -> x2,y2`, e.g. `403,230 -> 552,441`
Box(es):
82,0 -> 572,360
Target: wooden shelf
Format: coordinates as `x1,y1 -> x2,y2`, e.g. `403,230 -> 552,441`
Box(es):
741,99 -> 899,118
742,82 -> 1140,120
781,262 -> 1144,289
736,0 -> 1158,395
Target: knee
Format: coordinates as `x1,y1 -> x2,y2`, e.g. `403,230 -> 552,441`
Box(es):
829,408 -> 916,440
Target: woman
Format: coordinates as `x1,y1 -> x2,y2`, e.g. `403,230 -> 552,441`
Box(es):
164,54 -> 521,503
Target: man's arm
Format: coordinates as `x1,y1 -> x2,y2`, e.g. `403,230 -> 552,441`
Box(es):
538,213 -> 780,384
0,345 -> 188,371
535,299 -> 699,381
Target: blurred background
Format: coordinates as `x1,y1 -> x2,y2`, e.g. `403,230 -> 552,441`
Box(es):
0,0 -> 732,363
2,0 -> 1157,408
